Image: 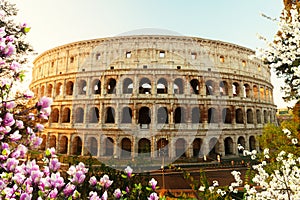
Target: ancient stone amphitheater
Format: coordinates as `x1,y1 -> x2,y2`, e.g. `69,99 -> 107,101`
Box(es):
30,34 -> 277,164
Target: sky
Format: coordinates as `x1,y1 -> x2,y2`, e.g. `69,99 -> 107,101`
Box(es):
13,0 -> 293,108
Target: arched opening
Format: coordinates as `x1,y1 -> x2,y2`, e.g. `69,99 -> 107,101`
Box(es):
238,136 -> 246,154
208,137 -> 218,158
192,107 -> 201,123
92,79 -> 101,95
55,82 -> 63,96
40,135 -> 47,150
107,78 -> 116,94
105,107 -> 115,123
62,107 -> 71,123
174,78 -> 184,94
219,81 -> 228,96
47,84 -> 53,97
253,85 -> 258,99
157,138 -> 168,157
51,108 -> 59,123
41,85 -> 45,97
157,78 -> 168,94
260,87 -> 265,100
87,137 -> 98,156
89,107 -> 99,123
222,108 -> 231,124
249,136 -> 256,151
174,107 -> 185,123
266,88 -> 270,102
208,108 -> 218,123
66,81 -> 74,95
78,80 -> 87,95
236,108 -> 243,124
243,84 -> 251,98
139,78 -> 151,94
59,136 -> 68,154
138,138 -> 151,156
206,80 -> 214,95
157,107 -> 168,124
121,107 -> 132,123
232,82 -> 240,96
190,79 -> 200,94
121,138 -> 131,158
104,137 -> 114,156
175,138 -> 186,157
123,78 -> 133,94
224,137 -> 234,155
264,110 -> 268,123
138,107 -> 151,127
72,136 -> 82,156
247,109 -> 254,124
75,107 -> 84,123
192,138 -> 202,158
256,109 -> 262,124
49,135 -> 56,148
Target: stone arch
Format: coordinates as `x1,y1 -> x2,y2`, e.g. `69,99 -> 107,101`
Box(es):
123,78 -> 133,94
139,77 -> 151,94
208,107 -> 218,123
89,107 -> 99,123
175,138 -> 187,157
72,136 -> 82,155
49,135 -> 56,148
206,80 -> 215,95
50,108 -> 59,123
208,137 -> 218,158
191,107 -> 201,123
75,107 -> 84,123
138,138 -> 151,156
237,136 -> 246,154
236,108 -> 243,124
55,82 -> 63,96
174,78 -> 184,94
59,136 -> 68,154
157,138 -> 169,157
174,107 -> 185,123
256,109 -> 262,124
243,83 -> 251,98
224,137 -> 234,155
232,82 -> 240,96
107,78 -> 116,94
247,109 -> 254,124
62,107 -> 71,123
41,85 -> 45,97
192,138 -> 203,157
121,138 -> 132,158
87,137 -> 98,156
157,78 -> 168,94
104,137 -> 114,156
157,107 -> 168,124
249,136 -> 256,151
121,107 -> 132,123
260,87 -> 265,100
92,79 -> 101,95
78,80 -> 87,95
263,110 -> 268,123
190,79 -> 200,94
138,106 -> 151,125
105,107 -> 115,123
219,81 -> 228,96
47,84 -> 53,97
253,85 -> 258,99
66,81 -> 74,95
222,108 -> 231,124
40,135 -> 47,150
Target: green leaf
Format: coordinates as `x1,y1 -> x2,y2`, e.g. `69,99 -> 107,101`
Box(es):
121,174 -> 127,179
24,27 -> 31,33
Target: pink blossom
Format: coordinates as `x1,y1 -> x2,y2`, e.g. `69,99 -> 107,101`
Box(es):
3,112 -> 15,126
149,178 -> 157,190
23,90 -> 34,99
148,192 -> 159,200
89,191 -> 100,200
63,183 -> 76,197
101,191 -> 108,200
72,171 -> 86,184
89,176 -> 97,186
49,158 -> 60,172
124,166 -> 133,178
37,96 -> 52,109
113,188 -> 122,199
9,130 -> 22,141
49,188 -> 58,199
99,174 -> 113,189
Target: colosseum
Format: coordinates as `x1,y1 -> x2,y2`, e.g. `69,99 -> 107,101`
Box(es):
30,33 -> 277,166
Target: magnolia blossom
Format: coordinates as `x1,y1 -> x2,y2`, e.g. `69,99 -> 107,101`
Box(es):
148,192 -> 159,200
99,174 -> 113,189
149,178 -> 157,190
124,166 -> 133,178
113,188 -> 122,199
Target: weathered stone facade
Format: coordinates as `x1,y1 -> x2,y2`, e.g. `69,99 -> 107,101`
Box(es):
30,35 -> 276,162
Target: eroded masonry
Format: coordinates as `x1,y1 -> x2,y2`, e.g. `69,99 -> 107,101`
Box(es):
30,35 -> 277,161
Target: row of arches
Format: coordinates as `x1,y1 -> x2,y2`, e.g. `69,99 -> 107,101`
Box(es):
50,106 -> 275,125
34,76 -> 273,102
41,134 -> 257,158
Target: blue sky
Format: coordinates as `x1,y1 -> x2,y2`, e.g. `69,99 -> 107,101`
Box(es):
14,0 -> 291,108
